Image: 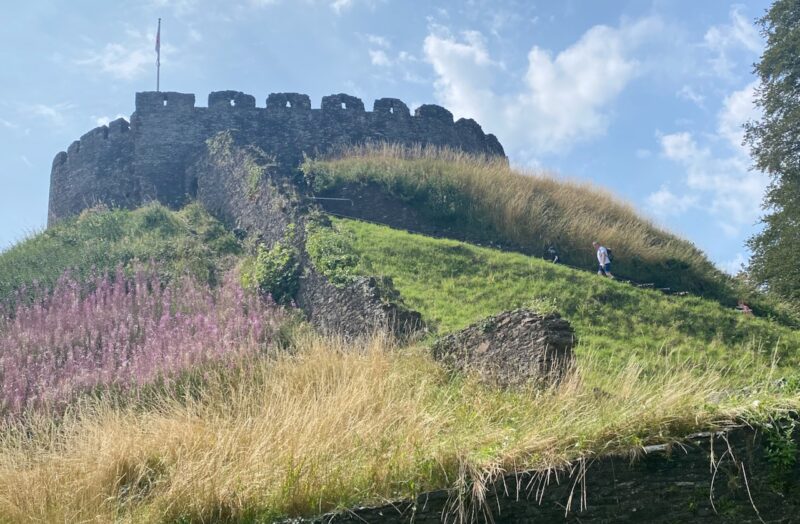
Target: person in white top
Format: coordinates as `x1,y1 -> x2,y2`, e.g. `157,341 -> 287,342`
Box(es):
592,241 -> 614,278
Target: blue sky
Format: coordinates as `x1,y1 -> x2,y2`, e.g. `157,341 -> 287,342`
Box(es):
0,0 -> 770,273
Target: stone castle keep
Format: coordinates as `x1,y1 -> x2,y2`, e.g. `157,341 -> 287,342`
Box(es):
48,90 -> 505,224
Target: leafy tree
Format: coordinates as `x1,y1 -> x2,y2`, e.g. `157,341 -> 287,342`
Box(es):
745,0 -> 800,303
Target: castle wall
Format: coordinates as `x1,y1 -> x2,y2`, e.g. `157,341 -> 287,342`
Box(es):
48,90 -> 505,224
48,118 -> 136,224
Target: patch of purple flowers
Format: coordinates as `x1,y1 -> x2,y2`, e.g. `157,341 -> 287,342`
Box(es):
0,266 -> 285,416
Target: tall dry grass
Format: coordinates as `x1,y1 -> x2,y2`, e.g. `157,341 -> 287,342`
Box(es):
303,144 -> 729,298
0,333 -> 790,523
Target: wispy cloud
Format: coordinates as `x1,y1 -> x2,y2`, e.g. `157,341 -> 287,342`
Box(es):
649,81 -> 767,236
704,6 -> 762,78
92,114 -> 127,127
365,34 -> 390,48
369,49 -> 391,67
0,118 -> 18,130
646,185 -> 697,216
22,103 -> 75,127
74,28 -> 168,81
149,0 -> 198,14
249,0 -> 379,14
76,43 -> 151,80
677,85 -> 705,107
718,252 -> 747,275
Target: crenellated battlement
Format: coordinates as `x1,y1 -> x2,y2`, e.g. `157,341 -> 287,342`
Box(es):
48,90 -> 505,224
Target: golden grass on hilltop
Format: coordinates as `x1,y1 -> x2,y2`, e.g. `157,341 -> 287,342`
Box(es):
0,333 -> 791,523
303,144 -> 729,298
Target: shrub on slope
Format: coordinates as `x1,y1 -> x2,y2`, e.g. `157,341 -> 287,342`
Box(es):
302,144 -> 758,309
0,202 -> 241,303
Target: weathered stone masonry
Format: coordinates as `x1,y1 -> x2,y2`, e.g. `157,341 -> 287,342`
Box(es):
289,425 -> 800,523
48,90 -> 505,225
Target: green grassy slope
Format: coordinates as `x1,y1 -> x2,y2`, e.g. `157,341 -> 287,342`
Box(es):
326,217 -> 800,377
0,203 -> 241,302
302,146 -> 796,323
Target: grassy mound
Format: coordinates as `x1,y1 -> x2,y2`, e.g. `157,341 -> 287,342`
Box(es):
1,333 -> 794,523
0,203 -> 241,303
317,217 -> 800,376
302,145 -> 769,311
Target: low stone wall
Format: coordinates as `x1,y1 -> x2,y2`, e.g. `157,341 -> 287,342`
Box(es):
288,425 -> 800,523
296,269 -> 423,339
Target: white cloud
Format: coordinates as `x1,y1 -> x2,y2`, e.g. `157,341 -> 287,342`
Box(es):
704,6 -> 762,77
92,114 -> 127,127
718,80 -> 759,152
248,0 -> 378,14
0,118 -> 18,130
330,0 -> 352,13
369,49 -> 391,67
651,82 -> 767,235
718,252 -> 748,275
365,34 -> 390,48
424,29 -> 500,125
660,131 -> 701,163
149,0 -> 198,13
677,85 -> 705,107
20,155 -> 33,168
647,186 -> 697,216
23,103 -> 74,126
76,41 -> 154,80
423,17 -> 659,158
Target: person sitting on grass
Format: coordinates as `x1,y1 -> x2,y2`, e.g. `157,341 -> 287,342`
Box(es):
593,241 -> 614,279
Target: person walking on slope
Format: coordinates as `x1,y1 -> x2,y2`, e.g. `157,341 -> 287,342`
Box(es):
593,241 -> 614,278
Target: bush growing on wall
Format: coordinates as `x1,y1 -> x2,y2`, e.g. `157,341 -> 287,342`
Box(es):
305,218 -> 360,287
240,225 -> 300,303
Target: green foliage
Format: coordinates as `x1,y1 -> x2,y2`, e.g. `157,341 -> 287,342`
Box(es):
764,418 -> 798,493
305,218 -> 360,287
0,202 -> 241,302
333,217 -> 800,376
240,226 -> 300,303
745,0 -> 800,305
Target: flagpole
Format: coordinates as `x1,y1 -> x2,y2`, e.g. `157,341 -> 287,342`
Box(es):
156,18 -> 161,92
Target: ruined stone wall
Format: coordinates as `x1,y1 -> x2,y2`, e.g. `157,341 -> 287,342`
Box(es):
296,270 -> 422,339
48,90 -> 505,224
289,425 -> 800,523
187,130 -> 423,339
